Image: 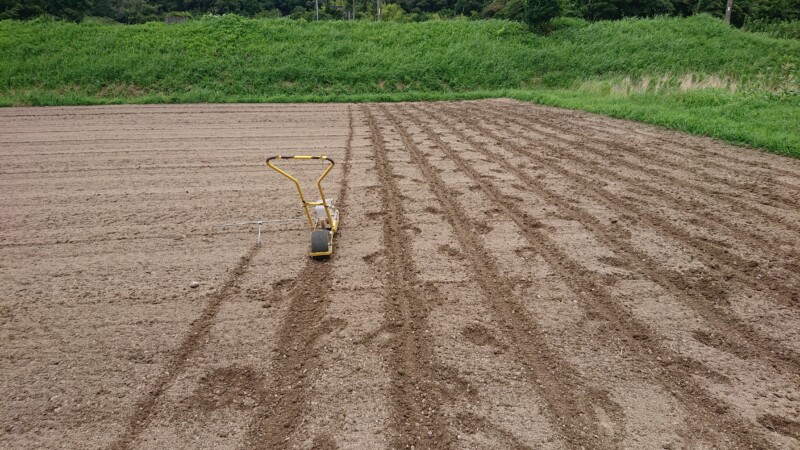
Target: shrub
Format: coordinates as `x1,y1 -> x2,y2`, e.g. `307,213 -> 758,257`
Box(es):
550,16 -> 589,31
744,19 -> 800,40
525,0 -> 560,30
382,4 -> 407,22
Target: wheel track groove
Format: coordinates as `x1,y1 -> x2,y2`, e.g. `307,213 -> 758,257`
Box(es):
241,105 -> 355,449
380,105 -> 622,448
109,242 -> 262,450
363,105 -> 457,449
406,105 -> 800,382
403,104 -> 775,448
434,103 -> 799,309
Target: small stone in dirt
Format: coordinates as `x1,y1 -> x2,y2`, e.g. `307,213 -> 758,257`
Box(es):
190,281 -> 200,288
610,218 -> 618,224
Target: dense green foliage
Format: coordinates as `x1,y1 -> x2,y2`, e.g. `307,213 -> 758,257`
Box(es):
744,18 -> 800,39
1,15 -> 798,156
1,0 -> 798,26
524,0 -> 560,29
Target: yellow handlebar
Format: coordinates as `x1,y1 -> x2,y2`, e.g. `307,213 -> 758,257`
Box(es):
266,155 -> 336,231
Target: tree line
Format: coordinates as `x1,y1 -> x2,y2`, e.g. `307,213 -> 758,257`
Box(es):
1,0 -> 797,26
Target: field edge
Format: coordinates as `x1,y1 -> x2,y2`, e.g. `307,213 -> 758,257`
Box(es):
1,89 -> 796,159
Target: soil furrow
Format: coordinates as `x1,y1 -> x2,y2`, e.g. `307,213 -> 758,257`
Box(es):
241,106 -> 355,448
0,134 -> 346,146
408,104 -> 776,448
0,107 -> 349,119
381,104 -> 621,448
471,103 -> 800,295
495,101 -> 800,197
468,103 -> 800,244
5,101 -> 799,450
239,263 -> 337,448
108,242 -> 262,450
512,102 -> 800,185
0,164 -> 270,175
492,103 -> 800,236
363,105 -> 456,449
610,126 -> 800,184
0,146 -> 326,157
406,105 -> 800,381
494,102 -> 800,210
0,125 -> 341,135
434,104 -> 800,309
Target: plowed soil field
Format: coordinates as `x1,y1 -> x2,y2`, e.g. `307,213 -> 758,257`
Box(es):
2,99 -> 800,449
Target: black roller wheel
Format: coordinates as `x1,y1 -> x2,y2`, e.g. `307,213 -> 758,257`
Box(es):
310,230 -> 331,260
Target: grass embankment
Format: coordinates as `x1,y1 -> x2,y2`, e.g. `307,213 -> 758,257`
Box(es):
1,15 -> 798,156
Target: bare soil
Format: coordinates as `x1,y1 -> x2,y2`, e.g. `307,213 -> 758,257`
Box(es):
1,99 -> 799,449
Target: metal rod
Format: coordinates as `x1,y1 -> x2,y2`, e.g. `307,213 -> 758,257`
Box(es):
215,218 -> 305,228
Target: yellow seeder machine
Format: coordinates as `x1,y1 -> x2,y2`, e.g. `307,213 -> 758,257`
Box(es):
266,155 -> 339,260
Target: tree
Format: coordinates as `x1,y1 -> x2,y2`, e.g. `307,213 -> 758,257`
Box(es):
724,0 -> 733,23
579,0 -> 674,20
112,0 -> 159,23
524,0 -> 560,29
0,0 -> 47,20
381,3 -> 406,20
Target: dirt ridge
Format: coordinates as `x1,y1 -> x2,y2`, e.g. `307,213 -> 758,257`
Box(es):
438,103 -> 800,309
410,104 -> 800,378
381,104 -> 622,448
363,105 -> 457,448
570,110 -> 800,183
469,103 -> 800,252
490,103 -> 800,241
411,103 -> 774,448
497,101 -> 800,203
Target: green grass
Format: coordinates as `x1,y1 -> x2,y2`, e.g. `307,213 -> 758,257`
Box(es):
1,14 -> 798,156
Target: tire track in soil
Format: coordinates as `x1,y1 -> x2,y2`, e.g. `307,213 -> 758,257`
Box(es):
487,102 -> 800,239
471,102 -> 800,250
241,106 -> 354,449
379,105 -> 621,448
109,242 -> 262,450
406,105 -> 800,383
406,104 -> 775,448
438,103 -> 800,310
363,105 -> 457,449
497,101 -> 800,204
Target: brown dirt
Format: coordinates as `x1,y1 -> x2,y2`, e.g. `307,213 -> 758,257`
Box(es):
1,99 -> 799,449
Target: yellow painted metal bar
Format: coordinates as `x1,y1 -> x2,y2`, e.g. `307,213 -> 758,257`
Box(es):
266,156 -> 314,228
315,161 -> 336,232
